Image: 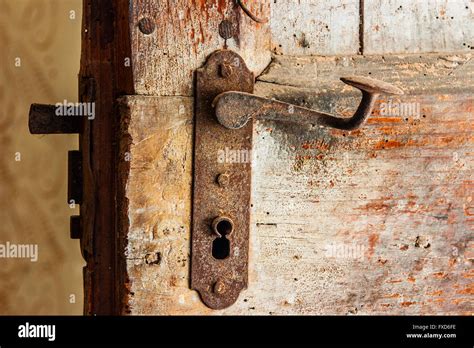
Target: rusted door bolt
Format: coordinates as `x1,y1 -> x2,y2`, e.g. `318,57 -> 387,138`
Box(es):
138,18 -> 155,35
216,173 -> 230,187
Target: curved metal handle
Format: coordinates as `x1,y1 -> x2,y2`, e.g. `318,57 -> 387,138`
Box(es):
213,76 -> 403,131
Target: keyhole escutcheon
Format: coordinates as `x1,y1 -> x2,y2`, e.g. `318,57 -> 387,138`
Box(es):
211,216 -> 234,260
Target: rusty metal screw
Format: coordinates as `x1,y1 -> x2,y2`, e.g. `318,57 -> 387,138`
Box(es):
219,62 -> 234,78
216,173 -> 230,187
213,279 -> 226,295
138,18 -> 155,35
218,20 -> 235,40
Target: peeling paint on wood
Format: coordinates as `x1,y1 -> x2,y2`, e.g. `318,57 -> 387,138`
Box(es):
129,0 -> 271,96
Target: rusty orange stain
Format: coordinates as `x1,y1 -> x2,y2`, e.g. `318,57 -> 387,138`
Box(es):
462,270 -> 474,278
451,298 -> 467,305
367,233 -> 380,259
386,279 -> 403,284
301,140 -> 331,151
378,126 -> 401,135
432,272 -> 448,279
407,276 -> 416,283
382,293 -> 400,299
437,94 -> 453,101
349,129 -> 362,136
294,154 -> 328,161
374,140 -> 404,149
367,117 -> 403,124
455,285 -> 474,295
448,258 -> 457,267
169,275 -> 178,287
426,290 -> 443,296
401,301 -> 416,307
217,0 -> 228,14
358,201 -> 390,212
369,134 -> 473,151
430,298 -> 445,304
464,206 -> 474,216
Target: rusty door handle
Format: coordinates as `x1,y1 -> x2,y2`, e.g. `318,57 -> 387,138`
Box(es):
213,76 -> 403,131
192,50 -> 404,310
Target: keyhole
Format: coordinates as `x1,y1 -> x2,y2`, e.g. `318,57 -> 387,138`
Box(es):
211,217 -> 234,260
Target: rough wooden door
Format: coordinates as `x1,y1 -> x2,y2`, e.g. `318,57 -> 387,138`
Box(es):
79,1 -> 473,315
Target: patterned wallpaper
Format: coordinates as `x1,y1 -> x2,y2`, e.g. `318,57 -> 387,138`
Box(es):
0,0 -> 83,314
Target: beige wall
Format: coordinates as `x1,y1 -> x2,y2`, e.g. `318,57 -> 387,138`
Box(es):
0,0 -> 83,314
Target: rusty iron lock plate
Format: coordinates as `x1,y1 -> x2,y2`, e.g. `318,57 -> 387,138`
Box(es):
191,50 -> 254,309
191,50 -> 403,310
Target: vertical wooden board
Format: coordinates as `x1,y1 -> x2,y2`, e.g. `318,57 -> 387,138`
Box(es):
129,0 -> 271,96
364,0 -> 474,54
79,0 -> 135,315
117,96 -> 200,314
270,0 -> 360,56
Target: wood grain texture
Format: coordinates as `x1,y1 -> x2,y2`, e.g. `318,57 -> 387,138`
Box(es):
129,0 -> 271,96
363,0 -> 474,54
117,96 -> 195,314
0,0 -> 83,315
79,0 -> 135,315
270,0 -> 360,56
118,53 -> 473,314
257,53 -> 473,94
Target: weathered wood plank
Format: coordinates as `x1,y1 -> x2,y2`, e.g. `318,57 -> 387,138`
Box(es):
129,0 -> 271,96
79,0 -> 135,315
270,0 -> 360,56
363,0 -> 474,54
248,94 -> 472,315
257,53 -> 473,94
118,54 -> 473,314
117,96 -> 197,314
